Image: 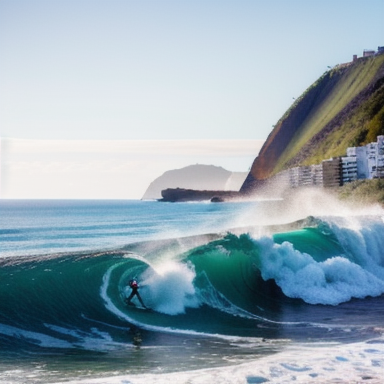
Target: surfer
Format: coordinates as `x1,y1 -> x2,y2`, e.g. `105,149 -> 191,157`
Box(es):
125,279 -> 147,308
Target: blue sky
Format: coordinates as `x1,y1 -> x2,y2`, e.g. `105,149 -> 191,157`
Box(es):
1,0 -> 383,140
0,0 -> 383,198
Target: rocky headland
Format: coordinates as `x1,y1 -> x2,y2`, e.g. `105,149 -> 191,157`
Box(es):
142,164 -> 247,201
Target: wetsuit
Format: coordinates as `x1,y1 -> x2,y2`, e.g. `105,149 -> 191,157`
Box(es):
126,280 -> 146,308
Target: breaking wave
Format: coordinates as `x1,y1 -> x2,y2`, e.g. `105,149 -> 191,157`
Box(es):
1,215 -> 384,353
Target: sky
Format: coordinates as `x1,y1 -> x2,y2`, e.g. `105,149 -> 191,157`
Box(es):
0,0 -> 383,199
1,138 -> 263,199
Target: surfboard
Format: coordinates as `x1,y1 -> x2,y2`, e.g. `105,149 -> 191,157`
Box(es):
126,302 -> 152,311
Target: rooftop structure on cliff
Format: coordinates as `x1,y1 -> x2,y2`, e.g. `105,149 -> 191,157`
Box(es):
353,47 -> 384,61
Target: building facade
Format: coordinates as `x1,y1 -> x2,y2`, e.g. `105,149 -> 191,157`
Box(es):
277,135 -> 384,189
363,49 -> 376,57
322,157 -> 342,187
344,135 -> 384,182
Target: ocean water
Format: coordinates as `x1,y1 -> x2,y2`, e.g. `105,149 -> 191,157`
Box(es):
1,197 -> 384,384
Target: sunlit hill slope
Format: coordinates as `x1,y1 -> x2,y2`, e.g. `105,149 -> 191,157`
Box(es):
241,52 -> 384,193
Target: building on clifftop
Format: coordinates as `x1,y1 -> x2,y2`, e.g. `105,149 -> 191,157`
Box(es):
363,49 -> 376,57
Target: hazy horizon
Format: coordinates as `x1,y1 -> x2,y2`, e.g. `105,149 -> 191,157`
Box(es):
1,138 -> 263,199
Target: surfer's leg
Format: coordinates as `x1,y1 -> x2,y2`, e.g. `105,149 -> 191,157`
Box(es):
125,291 -> 135,305
136,292 -> 146,308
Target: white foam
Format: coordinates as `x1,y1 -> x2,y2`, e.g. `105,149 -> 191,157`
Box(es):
43,323 -> 127,352
328,216 -> 384,280
0,323 -> 72,349
53,337 -> 384,384
256,235 -> 384,305
140,261 -> 200,315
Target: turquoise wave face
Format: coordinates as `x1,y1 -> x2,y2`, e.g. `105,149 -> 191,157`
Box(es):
0,253 -> 131,349
1,216 -> 384,353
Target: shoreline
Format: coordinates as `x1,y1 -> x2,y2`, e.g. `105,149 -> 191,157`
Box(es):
59,337 -> 384,384
157,179 -> 384,208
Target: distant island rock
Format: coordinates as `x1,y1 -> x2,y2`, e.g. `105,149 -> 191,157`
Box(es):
160,188 -> 239,203
142,164 -> 248,200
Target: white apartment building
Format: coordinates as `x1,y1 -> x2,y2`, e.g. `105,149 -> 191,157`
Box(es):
341,156 -> 358,183
374,135 -> 384,178
284,163 -> 324,188
342,135 -> 384,183
277,135 -> 384,189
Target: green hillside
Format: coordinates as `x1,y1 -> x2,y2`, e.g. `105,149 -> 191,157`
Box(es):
281,54 -> 384,168
337,179 -> 384,207
241,52 -> 384,192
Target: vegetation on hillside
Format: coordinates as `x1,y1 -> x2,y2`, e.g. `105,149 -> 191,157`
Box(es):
300,72 -> 384,166
277,54 -> 384,172
337,179 -> 384,207
243,53 -> 384,189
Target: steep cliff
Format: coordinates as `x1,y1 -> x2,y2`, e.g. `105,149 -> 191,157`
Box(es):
241,52 -> 384,193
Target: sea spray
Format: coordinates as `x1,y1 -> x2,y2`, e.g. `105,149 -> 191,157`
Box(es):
325,216 -> 384,279
255,222 -> 384,305
140,261 -> 200,315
